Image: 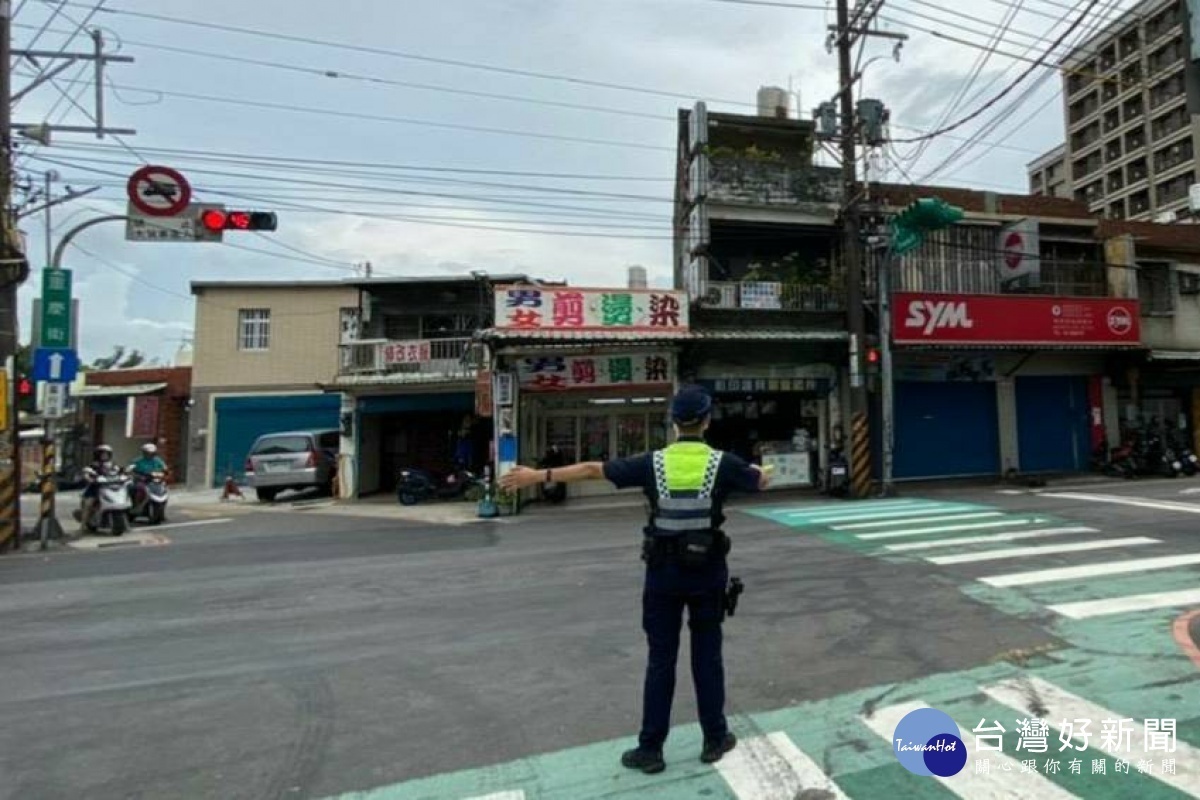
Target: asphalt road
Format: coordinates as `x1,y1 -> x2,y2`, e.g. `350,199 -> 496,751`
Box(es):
1,477 -> 1198,799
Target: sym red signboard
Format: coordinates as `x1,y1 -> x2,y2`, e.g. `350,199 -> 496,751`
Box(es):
893,293 -> 1141,346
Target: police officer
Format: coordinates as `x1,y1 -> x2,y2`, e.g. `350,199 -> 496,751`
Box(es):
501,385 -> 768,773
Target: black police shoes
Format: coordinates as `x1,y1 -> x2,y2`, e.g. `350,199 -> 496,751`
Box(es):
700,732 -> 738,763
620,747 -> 666,774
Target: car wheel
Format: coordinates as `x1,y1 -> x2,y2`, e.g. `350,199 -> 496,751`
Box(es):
256,488 -> 279,503
398,490 -> 420,506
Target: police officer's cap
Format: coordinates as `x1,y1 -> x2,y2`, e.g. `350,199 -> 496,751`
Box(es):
670,385 -> 713,425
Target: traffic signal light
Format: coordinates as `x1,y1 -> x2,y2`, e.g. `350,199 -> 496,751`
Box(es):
890,197 -> 965,256
867,347 -> 880,365
16,375 -> 35,414
199,209 -> 278,232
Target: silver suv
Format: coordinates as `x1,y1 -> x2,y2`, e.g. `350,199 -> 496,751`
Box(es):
245,429 -> 339,502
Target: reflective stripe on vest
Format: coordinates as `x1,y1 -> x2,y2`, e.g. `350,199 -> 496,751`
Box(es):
651,443 -> 723,534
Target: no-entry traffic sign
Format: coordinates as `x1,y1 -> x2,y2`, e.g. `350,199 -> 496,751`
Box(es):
127,165 -> 192,217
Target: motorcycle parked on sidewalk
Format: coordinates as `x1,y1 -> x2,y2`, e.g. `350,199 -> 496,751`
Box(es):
128,471 -> 169,525
1168,431 -> 1199,477
73,468 -> 132,536
824,449 -> 850,497
1135,432 -> 1181,478
396,466 -> 485,506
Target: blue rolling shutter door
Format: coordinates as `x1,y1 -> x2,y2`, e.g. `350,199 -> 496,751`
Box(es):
213,394 -> 340,486
893,382 -> 1000,479
1015,376 -> 1091,474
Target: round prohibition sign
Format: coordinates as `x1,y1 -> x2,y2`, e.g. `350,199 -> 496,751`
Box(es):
127,165 -> 192,217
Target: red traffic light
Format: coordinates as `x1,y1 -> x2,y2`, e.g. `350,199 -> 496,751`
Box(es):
867,348 -> 880,365
17,377 -> 32,396
199,209 -> 278,232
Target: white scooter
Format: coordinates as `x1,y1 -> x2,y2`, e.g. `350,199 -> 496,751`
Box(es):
129,470 -> 169,525
74,467 -> 132,536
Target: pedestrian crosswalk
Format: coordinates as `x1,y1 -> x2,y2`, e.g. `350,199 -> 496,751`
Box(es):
744,498 -> 1200,623
335,670 -> 1199,799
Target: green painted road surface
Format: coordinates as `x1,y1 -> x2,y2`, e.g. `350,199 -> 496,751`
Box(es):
328,497 -> 1200,799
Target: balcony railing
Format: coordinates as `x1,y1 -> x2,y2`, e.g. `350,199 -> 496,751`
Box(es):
698,281 -> 844,312
707,156 -> 842,210
338,336 -> 476,379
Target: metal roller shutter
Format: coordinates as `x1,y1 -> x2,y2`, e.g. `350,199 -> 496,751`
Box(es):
213,394 -> 341,486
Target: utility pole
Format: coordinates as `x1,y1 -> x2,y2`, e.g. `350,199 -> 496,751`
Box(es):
0,1 -> 21,552
831,0 -> 904,499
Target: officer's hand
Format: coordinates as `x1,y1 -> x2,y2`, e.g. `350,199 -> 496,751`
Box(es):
752,464 -> 772,490
500,466 -> 539,491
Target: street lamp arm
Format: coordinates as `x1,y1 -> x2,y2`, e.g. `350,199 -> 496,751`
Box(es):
51,215 -> 128,271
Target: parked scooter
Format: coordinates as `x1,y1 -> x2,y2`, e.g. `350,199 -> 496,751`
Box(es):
1169,431 -> 1199,476
74,467 -> 132,535
396,466 -> 485,505
1135,431 -> 1181,478
128,470 -> 169,525
824,448 -> 849,498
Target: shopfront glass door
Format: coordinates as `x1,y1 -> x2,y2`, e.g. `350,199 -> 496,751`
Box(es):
616,414 -> 647,457
580,415 -> 611,461
544,416 -> 578,464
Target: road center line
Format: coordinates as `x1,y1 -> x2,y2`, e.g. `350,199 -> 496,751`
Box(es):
883,526 -> 1097,552
982,676 -> 1200,795
833,512 -> 1002,530
981,553 -> 1200,587
927,536 -> 1159,565
1048,588 -> 1200,619
861,700 -> 1079,799
857,518 -> 1046,541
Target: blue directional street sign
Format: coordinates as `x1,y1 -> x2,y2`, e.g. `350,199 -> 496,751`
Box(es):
32,347 -> 79,383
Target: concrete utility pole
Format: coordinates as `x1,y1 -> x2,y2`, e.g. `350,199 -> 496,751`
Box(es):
0,1 -> 21,551
831,0 -> 904,499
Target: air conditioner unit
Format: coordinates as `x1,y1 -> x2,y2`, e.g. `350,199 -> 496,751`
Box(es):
700,283 -> 737,308
1180,272 -> 1200,295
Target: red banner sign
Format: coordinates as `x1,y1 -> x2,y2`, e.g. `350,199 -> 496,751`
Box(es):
892,293 -> 1141,346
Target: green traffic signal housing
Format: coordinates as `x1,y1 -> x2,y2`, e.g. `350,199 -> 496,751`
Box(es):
889,197 -> 965,256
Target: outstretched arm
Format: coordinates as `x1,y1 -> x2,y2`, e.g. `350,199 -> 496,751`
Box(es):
500,462 -> 604,491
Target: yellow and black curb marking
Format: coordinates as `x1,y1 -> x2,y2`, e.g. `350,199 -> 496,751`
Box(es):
850,412 -> 872,499
0,468 -> 15,551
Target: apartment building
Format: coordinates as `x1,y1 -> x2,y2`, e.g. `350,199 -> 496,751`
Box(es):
1028,0 -> 1197,221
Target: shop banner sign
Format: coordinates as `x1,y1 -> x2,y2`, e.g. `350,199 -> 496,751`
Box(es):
382,339 -> 432,365
475,370 -> 493,418
998,218 -> 1040,288
518,352 -> 674,391
495,287 -> 689,332
893,293 -> 1141,346
126,395 -> 159,439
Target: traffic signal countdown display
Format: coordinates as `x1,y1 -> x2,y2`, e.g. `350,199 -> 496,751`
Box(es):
199,209 -> 278,233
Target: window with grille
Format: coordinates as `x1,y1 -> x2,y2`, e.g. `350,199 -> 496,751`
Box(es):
1137,262 -> 1175,315
238,308 -> 271,351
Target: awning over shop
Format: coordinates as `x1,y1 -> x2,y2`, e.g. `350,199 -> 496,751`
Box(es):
75,382 -> 168,398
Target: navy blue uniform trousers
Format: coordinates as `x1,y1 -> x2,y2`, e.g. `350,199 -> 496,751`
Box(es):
638,558 -> 728,750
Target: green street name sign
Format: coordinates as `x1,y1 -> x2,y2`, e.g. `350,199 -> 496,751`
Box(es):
40,268 -> 72,348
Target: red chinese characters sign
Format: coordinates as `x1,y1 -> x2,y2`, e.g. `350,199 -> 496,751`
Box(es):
892,293 -> 1141,346
382,340 -> 432,365
518,353 -> 674,391
494,287 -> 689,332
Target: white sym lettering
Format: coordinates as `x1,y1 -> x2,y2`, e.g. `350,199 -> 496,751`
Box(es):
903,300 -> 975,335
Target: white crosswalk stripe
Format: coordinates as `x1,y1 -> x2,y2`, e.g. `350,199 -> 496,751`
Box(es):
463,792 -> 525,800
981,553 -> 1200,587
833,511 -> 1004,530
1048,588 -> 1200,619
926,536 -> 1159,566
982,676 -> 1200,796
883,527 -> 1097,552
714,732 -> 849,799
857,518 -> 1048,541
861,700 -> 1080,799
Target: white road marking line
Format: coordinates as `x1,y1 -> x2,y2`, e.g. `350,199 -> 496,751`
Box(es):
1048,587 -> 1200,619
783,501 -> 930,519
834,511 -> 1003,530
715,732 -> 847,800
883,526 -> 1098,552
1041,491 -> 1200,514
996,489 -> 1025,495
982,552 -> 1200,587
1179,487 -> 1200,495
776,499 -> 918,514
927,536 -> 1159,566
857,518 -> 1047,541
862,700 -> 1079,799
149,518 -> 233,531
982,676 -> 1200,795
795,505 -> 981,525
463,792 -> 525,800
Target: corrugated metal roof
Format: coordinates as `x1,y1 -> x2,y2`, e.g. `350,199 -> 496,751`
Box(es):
76,382 -> 167,397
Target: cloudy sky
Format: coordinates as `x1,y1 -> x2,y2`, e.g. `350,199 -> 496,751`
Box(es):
11,0 -> 1141,364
